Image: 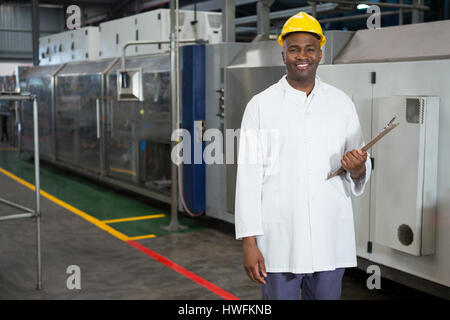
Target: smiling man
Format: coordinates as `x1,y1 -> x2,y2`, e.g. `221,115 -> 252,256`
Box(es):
235,12 -> 372,300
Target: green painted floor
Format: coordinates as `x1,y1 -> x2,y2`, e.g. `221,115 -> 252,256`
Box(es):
0,148 -> 204,239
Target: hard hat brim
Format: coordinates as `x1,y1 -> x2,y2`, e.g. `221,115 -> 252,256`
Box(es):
278,31 -> 326,48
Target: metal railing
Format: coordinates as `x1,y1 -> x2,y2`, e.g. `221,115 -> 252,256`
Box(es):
0,92 -> 41,290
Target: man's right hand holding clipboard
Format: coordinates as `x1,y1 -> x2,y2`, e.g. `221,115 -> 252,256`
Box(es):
328,116 -> 400,180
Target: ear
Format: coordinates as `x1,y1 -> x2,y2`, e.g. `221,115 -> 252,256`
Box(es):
281,50 -> 286,65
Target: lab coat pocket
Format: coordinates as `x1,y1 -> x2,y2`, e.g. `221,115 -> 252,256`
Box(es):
261,181 -> 281,223
327,176 -> 353,220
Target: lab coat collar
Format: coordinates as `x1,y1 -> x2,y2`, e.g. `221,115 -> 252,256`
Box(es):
278,74 -> 321,98
278,75 -> 321,109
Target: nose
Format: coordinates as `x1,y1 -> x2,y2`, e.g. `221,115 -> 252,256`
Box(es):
295,49 -> 309,60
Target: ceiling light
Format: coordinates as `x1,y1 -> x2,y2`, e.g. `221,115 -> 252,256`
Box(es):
357,4 -> 370,10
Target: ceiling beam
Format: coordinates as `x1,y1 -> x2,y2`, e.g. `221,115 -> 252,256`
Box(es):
0,0 -> 116,8
235,2 -> 338,25
182,0 -> 259,11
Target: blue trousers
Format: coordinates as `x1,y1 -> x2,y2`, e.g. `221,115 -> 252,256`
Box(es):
261,268 -> 345,300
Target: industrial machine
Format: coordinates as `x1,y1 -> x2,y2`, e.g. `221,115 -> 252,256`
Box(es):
99,9 -> 222,59
39,27 -> 100,65
17,10 -> 450,298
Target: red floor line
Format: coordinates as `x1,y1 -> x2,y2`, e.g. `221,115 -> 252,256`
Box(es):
127,240 -> 240,300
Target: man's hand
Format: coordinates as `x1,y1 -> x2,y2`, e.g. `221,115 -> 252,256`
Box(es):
243,237 -> 267,284
341,149 -> 367,179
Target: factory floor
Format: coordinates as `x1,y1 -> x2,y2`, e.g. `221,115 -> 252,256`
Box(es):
0,144 -> 440,300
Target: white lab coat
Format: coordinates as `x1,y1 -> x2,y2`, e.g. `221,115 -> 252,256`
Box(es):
235,75 -> 371,274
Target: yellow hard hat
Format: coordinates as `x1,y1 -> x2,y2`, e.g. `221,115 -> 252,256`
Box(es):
277,12 -> 326,47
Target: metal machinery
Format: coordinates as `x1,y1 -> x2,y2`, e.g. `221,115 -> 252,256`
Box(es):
39,27 -> 101,65
217,21 -> 450,298
19,8 -> 221,210
19,51 -> 194,206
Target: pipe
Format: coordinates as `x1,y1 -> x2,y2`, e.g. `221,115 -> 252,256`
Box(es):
319,9 -> 412,24
307,0 -> 429,11
164,0 -> 186,231
0,198 -> 34,213
399,0 -> 404,25
96,98 -> 101,139
33,97 -> 42,290
120,39 -> 197,75
31,0 -> 40,66
0,212 -> 35,222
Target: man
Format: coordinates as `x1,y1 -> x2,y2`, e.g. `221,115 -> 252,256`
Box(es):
234,12 -> 371,300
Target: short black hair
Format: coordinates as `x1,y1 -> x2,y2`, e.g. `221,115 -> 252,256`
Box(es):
282,31 -> 321,42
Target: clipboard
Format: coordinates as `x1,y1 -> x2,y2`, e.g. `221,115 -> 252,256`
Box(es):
326,116 -> 400,180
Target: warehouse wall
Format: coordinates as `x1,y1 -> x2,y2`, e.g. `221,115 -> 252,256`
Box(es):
0,3 -> 63,61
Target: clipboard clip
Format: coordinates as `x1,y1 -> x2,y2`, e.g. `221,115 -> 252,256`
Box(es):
376,116 -> 397,135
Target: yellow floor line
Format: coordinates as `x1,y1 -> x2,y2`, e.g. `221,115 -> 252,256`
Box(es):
0,167 -> 131,242
110,167 -> 136,176
102,214 -> 166,224
127,234 -> 157,241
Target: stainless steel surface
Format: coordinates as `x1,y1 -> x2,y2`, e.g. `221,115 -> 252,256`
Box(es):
18,64 -> 62,159
117,68 -> 144,101
51,64 -> 66,162
120,40 -> 197,74
18,51 -> 175,206
55,61 -> 107,173
228,40 -> 284,67
321,31 -> 354,65
334,20 -> 450,64
204,42 -> 248,223
106,53 -> 172,193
